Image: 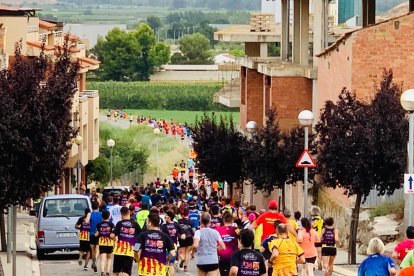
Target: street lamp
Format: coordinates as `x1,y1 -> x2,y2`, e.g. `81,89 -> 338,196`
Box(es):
154,128 -> 161,179
298,110 -> 314,217
107,138 -> 115,185
401,89 -> 414,226
74,135 -> 83,194
246,121 -> 258,204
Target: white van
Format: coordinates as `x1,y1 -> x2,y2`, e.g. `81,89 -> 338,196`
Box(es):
35,194 -> 91,259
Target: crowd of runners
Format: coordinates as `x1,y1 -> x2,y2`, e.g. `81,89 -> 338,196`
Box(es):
75,157 -> 414,276
106,109 -> 192,139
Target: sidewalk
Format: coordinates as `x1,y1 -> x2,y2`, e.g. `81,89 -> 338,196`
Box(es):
332,248 -> 365,276
0,211 -> 40,276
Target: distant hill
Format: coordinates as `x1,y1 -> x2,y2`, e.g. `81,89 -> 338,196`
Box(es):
3,0 -> 56,4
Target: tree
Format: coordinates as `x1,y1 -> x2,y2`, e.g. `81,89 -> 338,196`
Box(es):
146,15 -> 162,31
315,70 -> 407,264
178,33 -> 213,64
242,109 -> 285,195
192,113 -> 244,193
0,40 -> 79,250
92,24 -> 170,81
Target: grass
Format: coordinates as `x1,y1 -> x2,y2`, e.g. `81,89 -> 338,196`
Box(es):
101,109 -> 240,125
100,122 -> 189,183
369,198 -> 404,219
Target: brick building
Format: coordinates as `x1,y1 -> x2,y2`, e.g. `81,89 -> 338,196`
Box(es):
317,12 -> 414,117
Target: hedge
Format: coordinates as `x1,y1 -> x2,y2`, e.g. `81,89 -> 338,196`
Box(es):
88,81 -> 236,111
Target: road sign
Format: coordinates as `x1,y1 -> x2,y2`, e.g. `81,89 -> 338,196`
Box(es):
404,174 -> 414,194
296,149 -> 316,168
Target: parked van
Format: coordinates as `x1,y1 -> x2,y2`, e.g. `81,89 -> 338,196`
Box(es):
35,194 -> 91,259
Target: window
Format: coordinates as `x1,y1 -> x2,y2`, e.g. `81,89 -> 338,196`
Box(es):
42,198 -> 88,218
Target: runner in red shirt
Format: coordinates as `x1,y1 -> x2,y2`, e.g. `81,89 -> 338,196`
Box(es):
392,226 -> 414,264
249,200 -> 297,242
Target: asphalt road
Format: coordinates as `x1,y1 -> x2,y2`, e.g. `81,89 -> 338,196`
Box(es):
38,252 -> 197,276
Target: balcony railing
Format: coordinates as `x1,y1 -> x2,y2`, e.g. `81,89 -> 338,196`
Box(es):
77,43 -> 86,50
37,33 -> 48,42
28,25 -> 39,33
79,95 -> 88,103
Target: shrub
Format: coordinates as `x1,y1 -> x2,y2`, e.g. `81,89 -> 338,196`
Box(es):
88,81 -> 235,111
369,198 -> 404,219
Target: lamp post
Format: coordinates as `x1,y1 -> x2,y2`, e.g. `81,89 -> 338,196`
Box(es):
74,135 -> 83,194
298,110 -> 314,217
246,121 -> 258,204
401,89 -> 414,226
154,128 -> 161,179
107,139 -> 115,185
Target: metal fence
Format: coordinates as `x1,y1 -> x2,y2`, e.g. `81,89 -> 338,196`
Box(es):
361,188 -> 404,208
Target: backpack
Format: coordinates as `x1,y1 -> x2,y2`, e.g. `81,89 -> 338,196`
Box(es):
221,205 -> 234,216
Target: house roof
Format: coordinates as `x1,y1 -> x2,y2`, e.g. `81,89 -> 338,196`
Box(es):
0,5 -> 40,12
39,20 -> 57,30
66,34 -> 79,42
317,11 -> 414,57
27,41 -> 55,51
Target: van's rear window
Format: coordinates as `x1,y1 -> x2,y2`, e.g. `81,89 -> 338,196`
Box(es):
43,198 -> 88,218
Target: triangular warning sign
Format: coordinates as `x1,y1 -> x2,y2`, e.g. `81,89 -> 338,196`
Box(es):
296,149 -> 316,168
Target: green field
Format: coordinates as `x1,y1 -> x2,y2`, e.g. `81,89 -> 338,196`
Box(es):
102,109 -> 239,125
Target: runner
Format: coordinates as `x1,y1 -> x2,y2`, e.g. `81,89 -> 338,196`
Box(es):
391,226 -> 414,264
136,202 -> 150,229
269,223 -> 305,275
283,209 -> 299,241
75,208 -> 91,271
108,196 -> 122,226
229,229 -> 267,276
193,212 -> 226,276
310,205 -> 324,269
210,204 -> 223,229
260,220 -> 283,276
298,217 -> 320,276
172,165 -> 179,181
189,201 -> 201,229
89,201 -> 102,273
179,160 -> 186,176
216,213 -> 239,276
321,217 -> 339,276
249,200 -> 291,242
221,198 -> 235,217
358,237 -> 396,276
111,206 -> 141,276
135,213 -> 175,276
178,206 -> 195,272
161,210 -> 186,275
95,210 -> 115,276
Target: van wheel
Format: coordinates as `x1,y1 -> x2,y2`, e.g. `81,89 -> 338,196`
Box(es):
36,248 -> 46,260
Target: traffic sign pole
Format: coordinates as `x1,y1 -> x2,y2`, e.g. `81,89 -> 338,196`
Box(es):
304,126 -> 309,217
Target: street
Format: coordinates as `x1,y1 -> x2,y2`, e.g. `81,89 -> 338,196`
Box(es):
37,252 -> 329,276
38,252 -> 197,276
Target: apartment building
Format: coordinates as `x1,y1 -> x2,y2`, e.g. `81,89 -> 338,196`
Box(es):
0,5 -> 100,194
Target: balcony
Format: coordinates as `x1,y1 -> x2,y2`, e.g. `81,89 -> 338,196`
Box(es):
27,25 -> 39,33
37,33 -> 48,43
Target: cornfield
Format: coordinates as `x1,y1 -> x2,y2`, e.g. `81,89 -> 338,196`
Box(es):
89,81 -> 234,111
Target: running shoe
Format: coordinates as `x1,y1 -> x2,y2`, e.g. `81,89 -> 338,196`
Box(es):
83,266 -> 88,271
92,263 -> 97,273
179,260 -> 184,268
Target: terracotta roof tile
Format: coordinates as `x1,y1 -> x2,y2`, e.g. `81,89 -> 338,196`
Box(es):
27,41 -> 55,51
78,57 -> 100,65
39,20 -> 56,30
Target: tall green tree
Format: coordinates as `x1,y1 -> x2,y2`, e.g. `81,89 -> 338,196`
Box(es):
146,15 -> 162,31
0,40 -> 79,251
177,33 -> 213,64
92,24 -> 170,81
192,113 -> 244,192
315,70 -> 407,264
